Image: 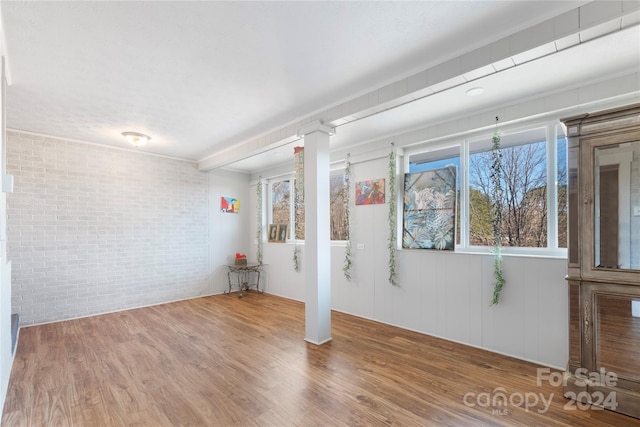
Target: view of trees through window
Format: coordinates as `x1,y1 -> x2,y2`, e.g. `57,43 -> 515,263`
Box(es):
408,125 -> 567,251
270,174 -> 348,241
469,140 -> 548,247
271,180 -> 290,233
557,138 -> 568,248
329,175 -> 348,240
270,124 -> 567,251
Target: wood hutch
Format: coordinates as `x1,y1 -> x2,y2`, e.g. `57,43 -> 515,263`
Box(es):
562,103 -> 640,418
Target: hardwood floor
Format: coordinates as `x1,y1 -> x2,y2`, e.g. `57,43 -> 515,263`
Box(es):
2,292 -> 638,426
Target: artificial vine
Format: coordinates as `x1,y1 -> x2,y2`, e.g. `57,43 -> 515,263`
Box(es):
293,165 -> 302,272
256,177 -> 263,265
490,118 -> 505,305
343,155 -> 352,281
293,243 -> 301,272
388,143 -> 398,286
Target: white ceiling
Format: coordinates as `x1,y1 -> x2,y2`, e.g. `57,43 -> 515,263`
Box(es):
2,1 -> 638,172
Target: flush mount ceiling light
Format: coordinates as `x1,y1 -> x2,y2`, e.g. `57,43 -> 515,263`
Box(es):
466,87 -> 484,97
122,131 -> 151,147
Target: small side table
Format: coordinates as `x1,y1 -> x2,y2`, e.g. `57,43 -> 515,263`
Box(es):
226,263 -> 264,297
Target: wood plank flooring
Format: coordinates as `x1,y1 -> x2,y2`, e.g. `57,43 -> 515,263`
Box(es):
2,292 -> 638,426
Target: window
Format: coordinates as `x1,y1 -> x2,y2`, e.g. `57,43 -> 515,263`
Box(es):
271,179 -> 291,227
330,174 -> 348,240
409,147 -> 461,245
407,123 -> 567,254
268,172 -> 348,242
469,130 -> 547,247
557,136 -> 568,248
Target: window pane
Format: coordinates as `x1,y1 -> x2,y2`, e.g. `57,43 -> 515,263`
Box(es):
290,175 -> 347,241
557,136 -> 568,248
469,139 -> 548,247
330,175 -> 348,240
410,154 -> 460,245
272,180 -> 290,232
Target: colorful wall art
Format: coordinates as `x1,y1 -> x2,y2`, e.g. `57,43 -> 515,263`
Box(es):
403,166 -> 457,250
220,196 -> 240,213
355,178 -> 385,205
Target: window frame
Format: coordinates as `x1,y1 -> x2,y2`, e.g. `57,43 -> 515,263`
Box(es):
266,166 -> 348,244
405,121 -> 568,258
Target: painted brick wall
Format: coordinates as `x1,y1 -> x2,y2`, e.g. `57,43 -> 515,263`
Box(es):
6,131 -> 211,325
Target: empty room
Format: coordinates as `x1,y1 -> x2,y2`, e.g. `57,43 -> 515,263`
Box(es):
1,1 -> 640,425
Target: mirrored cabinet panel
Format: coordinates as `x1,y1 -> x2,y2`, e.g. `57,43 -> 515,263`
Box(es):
562,104 -> 640,419
593,141 -> 640,271
595,293 -> 640,384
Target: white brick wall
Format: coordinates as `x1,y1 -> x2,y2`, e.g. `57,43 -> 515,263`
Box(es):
6,131 -> 211,325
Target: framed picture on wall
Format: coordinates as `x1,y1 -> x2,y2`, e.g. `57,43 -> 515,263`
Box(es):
402,165 -> 457,250
220,196 -> 239,213
355,179 -> 385,205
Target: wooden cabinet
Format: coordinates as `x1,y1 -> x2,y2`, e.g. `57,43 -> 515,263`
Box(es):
562,104 -> 640,418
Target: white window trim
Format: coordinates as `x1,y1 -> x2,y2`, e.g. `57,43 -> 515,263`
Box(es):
267,171 -> 349,243
404,121 -> 569,258
546,123 -> 559,249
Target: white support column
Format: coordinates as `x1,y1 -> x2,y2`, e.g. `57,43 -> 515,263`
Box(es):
298,121 -> 334,345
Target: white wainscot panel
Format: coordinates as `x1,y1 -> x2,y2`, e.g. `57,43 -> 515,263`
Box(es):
331,245 -> 375,320
442,253 -> 483,346
263,243 -> 305,302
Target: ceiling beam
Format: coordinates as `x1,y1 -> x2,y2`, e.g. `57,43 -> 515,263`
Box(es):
198,1 -> 640,171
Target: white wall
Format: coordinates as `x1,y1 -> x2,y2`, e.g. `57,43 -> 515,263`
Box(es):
251,154 -> 568,369
245,75 -> 640,370
6,131 -> 211,325
208,169 -> 251,294
0,55 -> 12,418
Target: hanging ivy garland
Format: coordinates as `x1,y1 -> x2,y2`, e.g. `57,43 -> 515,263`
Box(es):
292,148 -> 303,272
343,155 -> 352,281
490,118 -> 506,305
256,177 -> 263,265
293,243 -> 301,272
293,172 -> 301,272
388,143 -> 398,286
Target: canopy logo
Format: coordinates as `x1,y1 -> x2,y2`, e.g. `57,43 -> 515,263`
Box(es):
462,368 -> 619,416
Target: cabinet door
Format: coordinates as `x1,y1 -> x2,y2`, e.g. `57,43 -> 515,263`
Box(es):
581,130 -> 640,285
586,282 -> 640,392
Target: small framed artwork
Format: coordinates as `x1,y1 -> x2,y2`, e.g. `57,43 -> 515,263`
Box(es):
355,178 -> 385,205
268,224 -> 279,242
277,224 -> 288,242
220,196 -> 240,213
